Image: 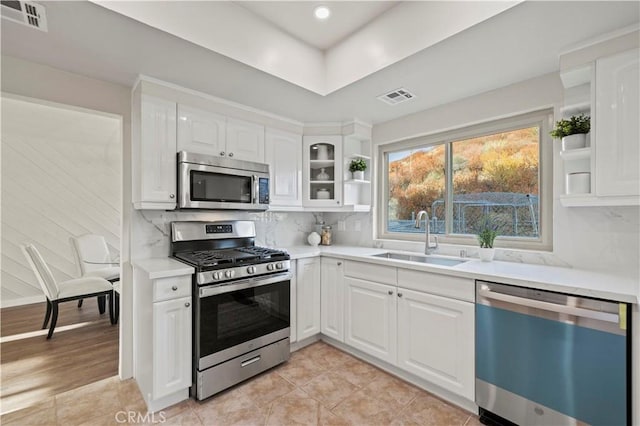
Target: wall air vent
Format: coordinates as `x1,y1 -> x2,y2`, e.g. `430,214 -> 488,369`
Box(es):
377,88 -> 416,106
1,1 -> 47,32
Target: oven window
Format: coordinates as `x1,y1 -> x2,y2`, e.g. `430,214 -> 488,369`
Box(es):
191,171 -> 252,203
199,281 -> 290,357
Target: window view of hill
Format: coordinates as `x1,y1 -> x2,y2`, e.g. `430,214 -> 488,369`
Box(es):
387,127 -> 540,237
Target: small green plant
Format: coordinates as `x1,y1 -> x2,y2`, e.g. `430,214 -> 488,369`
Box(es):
476,214 -> 499,248
550,114 -> 590,139
349,158 -> 367,173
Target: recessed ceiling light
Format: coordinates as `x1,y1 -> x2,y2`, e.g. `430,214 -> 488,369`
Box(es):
314,6 -> 331,20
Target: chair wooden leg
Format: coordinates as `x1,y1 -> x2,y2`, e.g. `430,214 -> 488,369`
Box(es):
42,299 -> 52,329
77,299 -> 83,308
47,301 -> 59,339
108,291 -> 115,325
98,295 -> 106,314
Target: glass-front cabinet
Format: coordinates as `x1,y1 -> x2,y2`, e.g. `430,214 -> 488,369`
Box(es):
302,136 -> 342,207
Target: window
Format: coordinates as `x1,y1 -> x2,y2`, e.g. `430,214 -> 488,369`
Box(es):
379,110 -> 553,250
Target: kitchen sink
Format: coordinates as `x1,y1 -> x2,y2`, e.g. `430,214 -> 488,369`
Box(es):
371,252 -> 468,267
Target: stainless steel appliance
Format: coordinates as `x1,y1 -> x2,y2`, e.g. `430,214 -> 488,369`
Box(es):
171,221 -> 290,400
177,151 -> 270,211
476,281 -> 631,426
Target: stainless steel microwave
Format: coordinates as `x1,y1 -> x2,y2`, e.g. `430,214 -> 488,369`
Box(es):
177,151 -> 269,211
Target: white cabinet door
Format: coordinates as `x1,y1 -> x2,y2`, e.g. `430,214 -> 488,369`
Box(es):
226,118 -> 265,163
320,258 -> 344,342
138,95 -> 177,208
152,296 -> 192,399
397,288 -> 474,400
296,257 -> 321,341
344,277 -> 396,364
595,48 -> 640,197
265,128 -> 302,207
302,135 -> 343,208
177,104 -> 226,156
289,260 -> 297,343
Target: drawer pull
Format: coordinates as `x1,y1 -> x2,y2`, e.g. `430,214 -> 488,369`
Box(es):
172,285 -> 178,291
185,302 -> 190,308
241,356 -> 261,367
398,293 -> 403,298
388,290 -> 393,295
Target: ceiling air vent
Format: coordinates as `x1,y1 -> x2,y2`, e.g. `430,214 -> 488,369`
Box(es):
377,88 -> 416,106
1,1 -> 47,32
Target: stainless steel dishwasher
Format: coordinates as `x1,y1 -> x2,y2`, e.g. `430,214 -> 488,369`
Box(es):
476,281 -> 631,426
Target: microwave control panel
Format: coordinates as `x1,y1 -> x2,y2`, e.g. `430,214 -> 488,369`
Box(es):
259,178 -> 270,204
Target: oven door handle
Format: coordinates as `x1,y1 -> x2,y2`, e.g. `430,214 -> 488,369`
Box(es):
199,272 -> 292,298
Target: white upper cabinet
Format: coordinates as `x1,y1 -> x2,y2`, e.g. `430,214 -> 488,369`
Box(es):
595,48 -> 640,199
303,135 -> 343,208
265,128 -> 302,207
133,94 -> 177,210
177,104 -> 226,156
226,118 -> 265,163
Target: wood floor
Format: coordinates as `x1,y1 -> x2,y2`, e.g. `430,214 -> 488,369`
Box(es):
0,297 -> 119,415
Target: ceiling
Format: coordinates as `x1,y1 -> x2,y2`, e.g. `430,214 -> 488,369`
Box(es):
1,1 -> 638,125
237,1 -> 399,50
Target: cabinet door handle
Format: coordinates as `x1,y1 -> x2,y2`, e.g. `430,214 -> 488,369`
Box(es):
398,293 -> 403,298
228,152 -> 234,157
171,285 -> 178,291
169,194 -> 175,199
220,151 -> 225,156
388,290 -> 393,295
185,302 -> 191,308
337,262 -> 342,266
336,201 -> 340,204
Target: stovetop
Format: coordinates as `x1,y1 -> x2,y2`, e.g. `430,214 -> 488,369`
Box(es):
174,246 -> 289,271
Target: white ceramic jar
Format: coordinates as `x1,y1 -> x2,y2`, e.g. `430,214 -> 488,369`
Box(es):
566,172 -> 591,194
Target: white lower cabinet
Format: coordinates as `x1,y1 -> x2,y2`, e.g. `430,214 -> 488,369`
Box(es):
133,261 -> 193,412
296,257 -> 321,341
152,296 -> 192,399
320,258 -> 344,342
344,277 -> 397,364
289,260 -> 297,343
397,288 -> 474,400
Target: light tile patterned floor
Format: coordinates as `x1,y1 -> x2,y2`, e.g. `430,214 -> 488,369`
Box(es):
0,342 -> 481,425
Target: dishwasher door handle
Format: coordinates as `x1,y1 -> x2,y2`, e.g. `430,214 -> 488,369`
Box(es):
478,287 -> 620,323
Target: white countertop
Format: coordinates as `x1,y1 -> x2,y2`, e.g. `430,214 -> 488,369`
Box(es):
281,245 -> 639,303
133,257 -> 195,280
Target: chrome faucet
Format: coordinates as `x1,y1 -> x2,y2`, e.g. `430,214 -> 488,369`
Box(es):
414,210 -> 438,255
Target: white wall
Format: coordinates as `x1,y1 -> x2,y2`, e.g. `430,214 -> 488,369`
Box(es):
1,96 -> 121,307
371,71 -> 640,279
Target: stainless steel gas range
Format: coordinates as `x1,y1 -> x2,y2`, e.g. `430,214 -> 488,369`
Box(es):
171,221 -> 291,400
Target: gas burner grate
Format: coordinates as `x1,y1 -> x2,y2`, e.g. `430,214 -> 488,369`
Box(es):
175,250 -> 235,267
237,246 -> 287,259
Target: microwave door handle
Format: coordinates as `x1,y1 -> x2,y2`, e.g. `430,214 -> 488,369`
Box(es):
252,175 -> 258,204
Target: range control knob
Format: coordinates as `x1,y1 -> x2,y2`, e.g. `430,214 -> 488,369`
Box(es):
267,264 -> 275,271
225,270 -> 235,279
276,262 -> 284,270
212,272 -> 221,280
247,266 -> 256,274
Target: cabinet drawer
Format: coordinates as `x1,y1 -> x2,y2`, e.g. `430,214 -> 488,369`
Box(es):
397,269 -> 473,302
344,261 -> 396,286
153,276 -> 191,302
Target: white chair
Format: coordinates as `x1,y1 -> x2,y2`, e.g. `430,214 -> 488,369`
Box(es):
21,244 -> 115,339
70,234 -> 120,321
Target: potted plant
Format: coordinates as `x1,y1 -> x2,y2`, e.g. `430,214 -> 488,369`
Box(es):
349,158 -> 367,180
476,214 -> 499,262
550,114 -> 590,151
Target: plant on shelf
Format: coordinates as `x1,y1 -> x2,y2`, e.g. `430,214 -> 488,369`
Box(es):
550,114 -> 590,151
349,158 -> 367,180
475,214 -> 500,262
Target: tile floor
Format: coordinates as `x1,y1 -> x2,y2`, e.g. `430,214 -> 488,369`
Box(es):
0,342 -> 481,425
